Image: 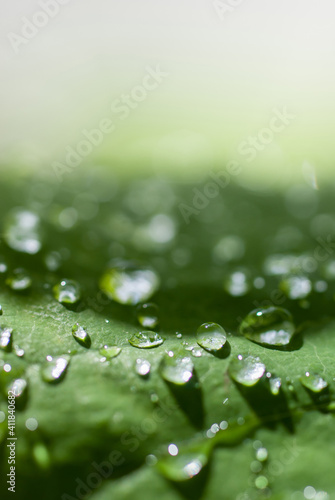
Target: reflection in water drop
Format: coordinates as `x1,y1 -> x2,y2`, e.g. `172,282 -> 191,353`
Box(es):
136,303 -> 159,329
240,306 -> 295,348
159,351 -> 194,385
129,331 -> 164,349
229,354 -> 266,387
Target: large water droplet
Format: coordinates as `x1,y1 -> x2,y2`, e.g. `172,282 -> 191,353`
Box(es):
72,323 -> 91,348
300,371 -> 328,393
196,322 -> 228,354
159,351 -> 194,385
240,306 -> 296,347
229,354 -> 266,387
280,275 -> 312,300
53,279 -> 81,304
3,209 -> 42,254
137,303 -> 159,329
6,268 -> 32,292
41,355 -> 70,383
99,345 -> 122,359
128,331 -> 164,349
99,260 -> 160,305
135,358 -> 151,376
0,326 -> 13,352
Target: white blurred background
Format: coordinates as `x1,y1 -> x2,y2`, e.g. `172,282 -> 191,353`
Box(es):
1,0 -> 335,187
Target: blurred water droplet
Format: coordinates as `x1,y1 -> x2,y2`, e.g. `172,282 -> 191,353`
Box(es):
135,358 -> 151,377
41,355 -> 70,383
129,331 -> 164,349
224,270 -> 250,297
53,279 -> 81,304
72,323 -> 91,348
300,372 -> 328,393
136,303 -> 159,329
99,260 -> 160,305
269,376 -> 282,395
0,326 -> 12,352
159,351 -> 194,385
280,275 -> 312,300
6,268 -> 32,292
240,306 -> 295,348
9,378 -> 28,398
99,345 -> 122,359
4,209 -> 42,254
229,354 -> 266,387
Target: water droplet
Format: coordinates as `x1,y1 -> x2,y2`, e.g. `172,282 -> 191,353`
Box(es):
280,275 -> 312,300
99,260 -> 160,305
9,378 -> 28,398
25,417 -> 38,431
156,443 -> 210,482
191,348 -> 202,358
240,306 -> 295,347
224,270 -> 250,297
229,354 -> 266,387
255,475 -> 269,489
14,345 -> 25,357
3,209 -> 42,254
129,331 -> 164,349
176,332 -> 182,339
72,323 -> 91,348
0,260 -> 8,274
269,376 -> 282,395
41,355 -> 70,383
300,372 -> 328,393
99,345 -> 122,359
0,326 -> 12,352
136,303 -> 159,329
53,279 -> 81,304
256,447 -> 268,462
159,351 -> 194,385
196,322 -> 228,354
0,305 -> 2,315
168,444 -> 179,456
135,358 -> 151,376
6,268 -> 32,292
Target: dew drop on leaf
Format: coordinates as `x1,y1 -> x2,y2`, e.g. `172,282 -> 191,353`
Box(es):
41,355 -> 70,383
136,302 -> 159,329
53,279 -> 81,304
300,371 -> 328,393
135,358 -> 151,376
239,306 -> 296,347
99,260 -> 160,305
196,322 -> 228,353
72,323 -> 91,348
6,268 -> 32,292
99,345 -> 122,359
159,351 -> 194,385
128,331 -> 164,349
228,354 -> 266,387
